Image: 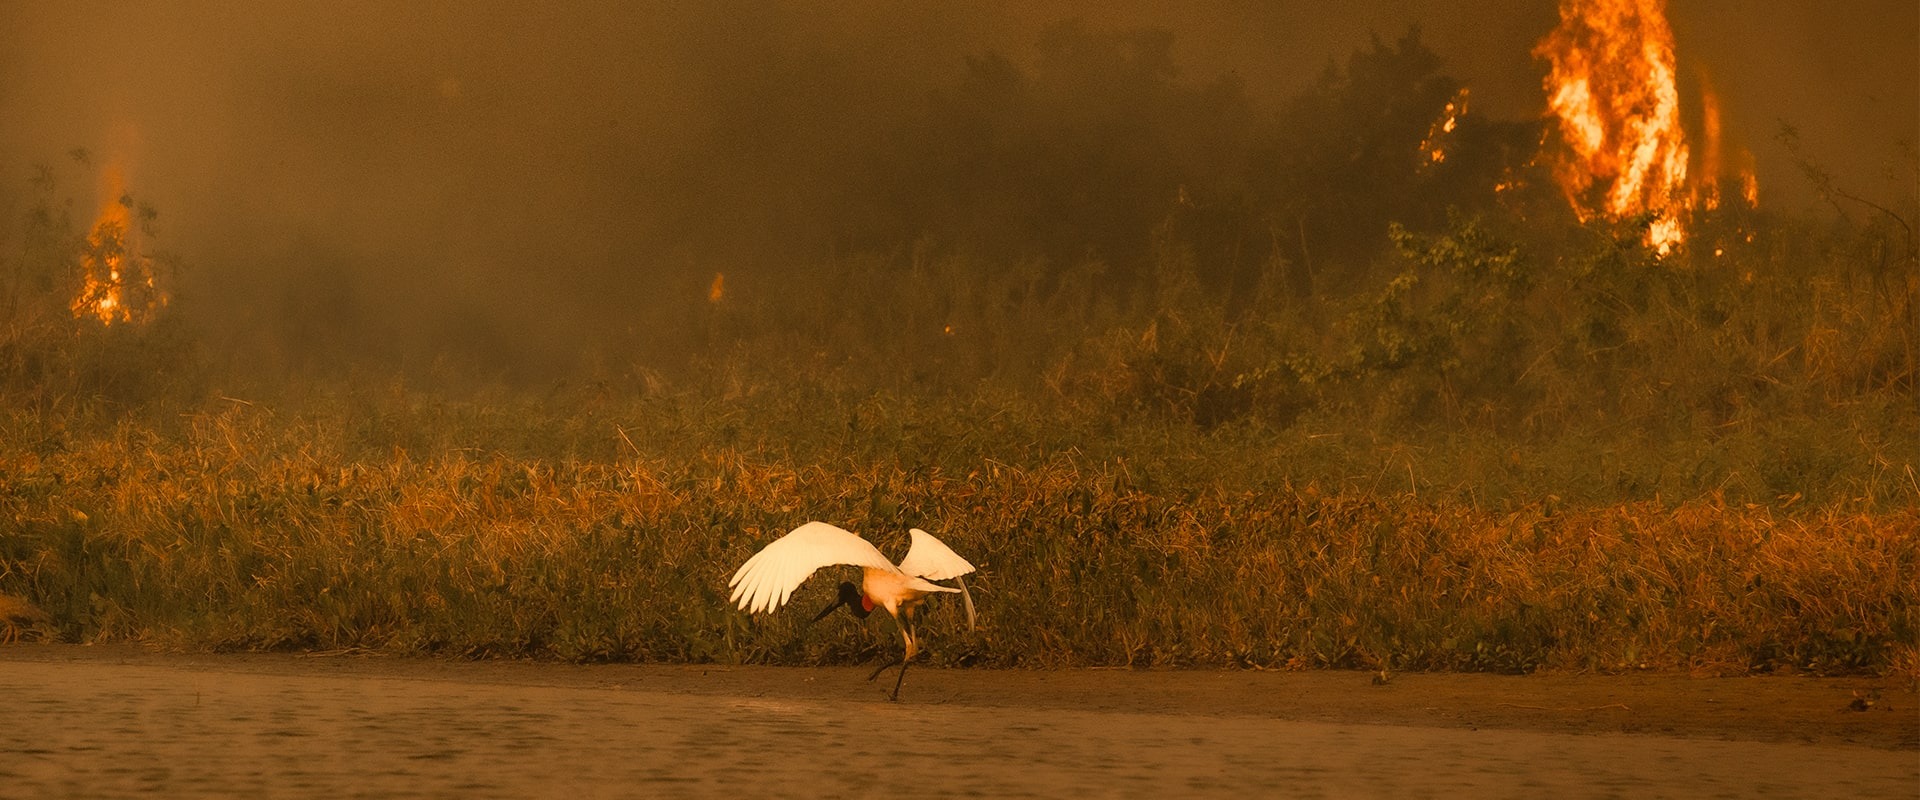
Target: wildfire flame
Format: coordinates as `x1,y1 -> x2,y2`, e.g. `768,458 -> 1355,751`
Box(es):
1533,0 -> 1756,254
1420,88 -> 1469,166
1535,0 -> 1690,251
1698,80 -> 1725,210
71,163 -> 165,325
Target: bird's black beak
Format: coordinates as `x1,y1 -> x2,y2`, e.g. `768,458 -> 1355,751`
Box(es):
809,581 -> 867,625
809,597 -> 845,625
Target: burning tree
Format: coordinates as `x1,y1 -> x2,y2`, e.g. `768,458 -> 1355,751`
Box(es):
70,164 -> 168,326
1533,0 -> 1758,254
1,153 -> 186,403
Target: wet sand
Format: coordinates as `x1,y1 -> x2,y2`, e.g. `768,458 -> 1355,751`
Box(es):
2,645 -> 1913,797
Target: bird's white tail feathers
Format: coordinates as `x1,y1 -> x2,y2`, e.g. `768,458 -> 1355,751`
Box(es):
907,576 -> 960,595
910,576 -> 977,631
956,575 -> 977,630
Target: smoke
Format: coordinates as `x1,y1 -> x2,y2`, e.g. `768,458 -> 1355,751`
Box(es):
2,1 -> 1913,381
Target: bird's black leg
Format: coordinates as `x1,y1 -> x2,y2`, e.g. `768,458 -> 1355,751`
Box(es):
886,616 -> 918,701
890,656 -> 909,701
865,632 -> 908,684
868,610 -> 911,682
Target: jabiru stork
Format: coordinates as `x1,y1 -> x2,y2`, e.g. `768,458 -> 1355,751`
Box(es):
728,521 -> 976,700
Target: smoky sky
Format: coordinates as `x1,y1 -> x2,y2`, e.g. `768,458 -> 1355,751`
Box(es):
2,1 -> 1914,380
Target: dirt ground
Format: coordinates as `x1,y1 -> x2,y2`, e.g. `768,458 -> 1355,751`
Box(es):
2,644 -> 1914,797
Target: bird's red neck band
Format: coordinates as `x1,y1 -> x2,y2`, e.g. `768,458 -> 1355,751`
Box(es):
861,595 -> 876,613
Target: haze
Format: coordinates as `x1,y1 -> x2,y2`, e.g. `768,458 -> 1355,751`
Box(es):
3,0 -> 1913,381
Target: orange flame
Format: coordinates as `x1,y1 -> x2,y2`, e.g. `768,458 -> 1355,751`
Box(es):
1535,0 -> 1690,252
708,272 -> 725,304
1420,89 -> 1469,166
71,163 -> 165,325
1534,0 -> 1759,255
1698,81 -> 1724,210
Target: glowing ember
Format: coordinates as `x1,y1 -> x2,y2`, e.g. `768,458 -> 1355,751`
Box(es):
1420,89 -> 1470,165
708,272 -> 725,303
70,164 -> 165,325
1535,0 -> 1693,252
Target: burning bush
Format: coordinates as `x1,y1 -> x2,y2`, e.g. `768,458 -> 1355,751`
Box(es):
0,155 -> 195,407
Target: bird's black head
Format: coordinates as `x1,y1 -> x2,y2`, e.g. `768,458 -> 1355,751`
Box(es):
810,581 -> 873,623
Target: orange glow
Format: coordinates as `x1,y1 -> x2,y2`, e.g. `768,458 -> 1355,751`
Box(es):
1535,0 -> 1690,252
707,272 -> 725,303
70,164 -> 164,325
1698,82 -> 1723,210
1420,89 -> 1469,165
1535,0 -> 1759,255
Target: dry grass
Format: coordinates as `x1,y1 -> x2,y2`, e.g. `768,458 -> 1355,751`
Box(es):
2,178 -> 1913,675
1,395 -> 1911,676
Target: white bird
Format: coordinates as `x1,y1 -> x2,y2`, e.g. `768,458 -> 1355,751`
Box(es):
729,521 -> 977,700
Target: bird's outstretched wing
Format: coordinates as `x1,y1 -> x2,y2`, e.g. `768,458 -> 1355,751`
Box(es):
896,528 -> 976,581
729,522 -> 897,614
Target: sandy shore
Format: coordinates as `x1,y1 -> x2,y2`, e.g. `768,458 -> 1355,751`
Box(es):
1,645 -> 1913,797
